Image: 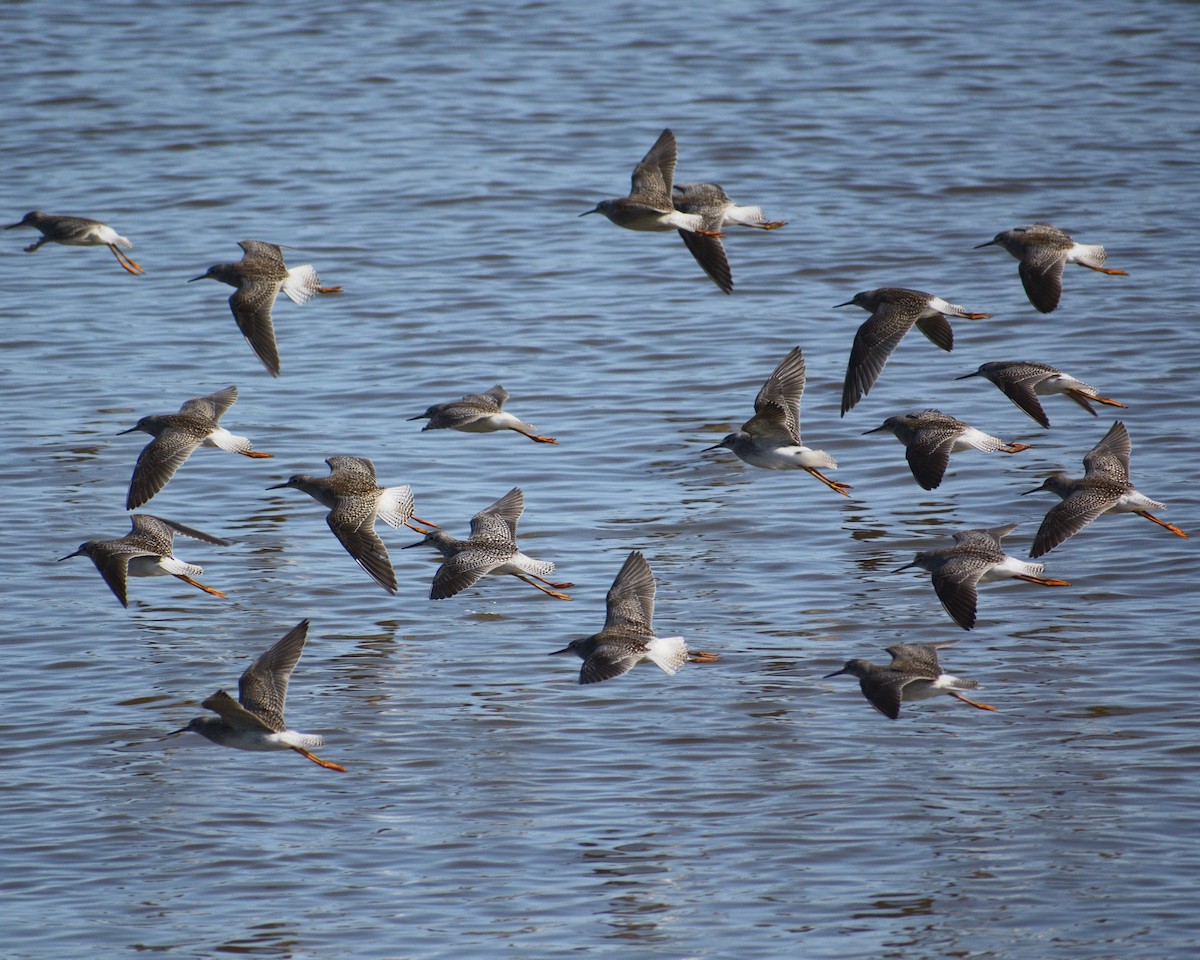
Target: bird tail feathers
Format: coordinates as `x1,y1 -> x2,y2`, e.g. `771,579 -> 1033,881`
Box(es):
646,636 -> 688,676
281,264 -> 321,305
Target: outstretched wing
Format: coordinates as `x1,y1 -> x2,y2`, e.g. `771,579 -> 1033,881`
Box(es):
1019,243 -> 1066,313
126,430 -> 202,509
1083,420 -> 1131,480
603,550 -> 656,633
238,619 -> 310,729
469,487 -> 524,540
628,128 -> 676,210
841,305 -> 913,416
179,385 -> 238,420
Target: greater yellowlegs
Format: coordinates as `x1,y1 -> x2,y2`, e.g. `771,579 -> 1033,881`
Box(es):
670,181 -> 786,294
836,287 -> 990,416
580,128 -> 729,293
404,486 -> 572,601
269,456 -> 433,595
549,550 -> 719,683
190,240 -> 341,377
120,385 -> 273,510
1025,421 -> 1188,557
956,360 -> 1127,429
409,384 -> 557,443
825,641 -> 996,719
975,222 -> 1127,313
894,524 -> 1069,630
863,409 -> 1030,490
6,210 -> 143,275
59,514 -> 230,607
167,619 -> 345,772
705,346 -> 850,496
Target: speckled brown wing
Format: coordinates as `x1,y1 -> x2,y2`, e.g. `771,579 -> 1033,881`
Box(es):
628,128 -> 677,211
842,303 -> 915,416
1018,242 -> 1067,313
237,620 -> 310,730
603,550 -> 656,634
126,429 -> 204,509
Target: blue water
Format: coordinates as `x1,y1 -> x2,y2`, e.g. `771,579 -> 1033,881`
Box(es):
3,1 -> 1198,957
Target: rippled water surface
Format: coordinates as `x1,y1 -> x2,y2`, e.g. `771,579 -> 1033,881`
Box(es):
3,1 -> 1198,957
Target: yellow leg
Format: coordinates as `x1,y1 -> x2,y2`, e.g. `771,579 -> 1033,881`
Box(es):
241,450 -> 274,458
515,575 -> 572,600
291,746 -> 347,772
515,429 -> 558,444
1015,574 -> 1070,587
175,574 -> 227,598
1000,442 -> 1031,454
110,245 -> 145,275
406,515 -> 440,531
807,468 -> 852,497
950,691 -> 998,712
1137,510 -> 1189,539
687,650 -> 721,663
525,572 -> 574,590
962,311 -> 992,320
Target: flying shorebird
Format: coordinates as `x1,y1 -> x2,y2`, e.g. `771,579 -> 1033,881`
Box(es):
825,641 -> 997,719
404,486 -> 572,601
1024,420 -> 1187,558
549,550 -> 719,683
120,385 -> 273,510
269,456 -> 434,595
670,180 -> 786,294
409,384 -> 557,443
59,514 -> 230,607
5,210 -> 144,275
974,222 -> 1127,313
956,360 -> 1127,429
189,240 -> 341,377
705,346 -> 850,496
862,409 -> 1030,490
894,524 -> 1069,631
167,619 -> 345,772
580,128 -> 730,293
837,287 -> 991,417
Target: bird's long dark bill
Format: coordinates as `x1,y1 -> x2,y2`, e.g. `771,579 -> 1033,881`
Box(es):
578,207 -> 600,217
702,442 -> 726,452
117,425 -> 141,435
187,275 -> 207,282
954,371 -> 982,380
58,550 -> 84,561
400,539 -> 428,550
4,222 -> 23,230
548,645 -> 573,656
266,482 -> 291,490
161,727 -> 189,739
973,240 -> 997,249
861,425 -> 889,435
406,415 -> 425,421
823,668 -> 847,679
892,562 -> 919,574
1020,485 -> 1045,496
832,300 -> 855,308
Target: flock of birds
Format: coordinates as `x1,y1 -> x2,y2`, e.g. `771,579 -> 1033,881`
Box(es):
12,126 -> 1189,771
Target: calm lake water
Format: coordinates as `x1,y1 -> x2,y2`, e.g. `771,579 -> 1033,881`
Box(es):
3,1 -> 1198,957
